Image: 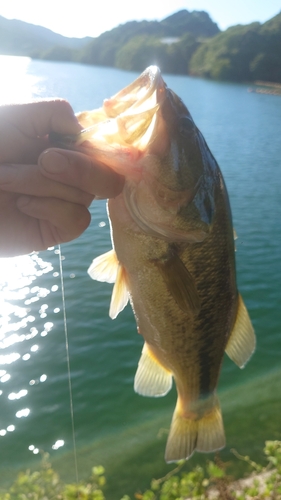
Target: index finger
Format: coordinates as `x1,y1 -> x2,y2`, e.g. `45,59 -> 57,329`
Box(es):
39,148 -> 125,199
0,99 -> 81,138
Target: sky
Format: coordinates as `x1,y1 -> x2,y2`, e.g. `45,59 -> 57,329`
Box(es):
0,0 -> 280,38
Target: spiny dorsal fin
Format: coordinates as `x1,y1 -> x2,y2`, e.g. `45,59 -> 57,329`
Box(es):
134,342 -> 173,397
225,294 -> 256,368
88,249 -> 119,283
109,263 -> 129,319
156,253 -> 201,315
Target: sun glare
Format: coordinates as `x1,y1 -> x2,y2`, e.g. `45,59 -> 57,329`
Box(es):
0,55 -> 41,105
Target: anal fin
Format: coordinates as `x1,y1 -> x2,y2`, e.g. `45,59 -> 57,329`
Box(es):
225,294 -> 255,368
134,343 -> 172,397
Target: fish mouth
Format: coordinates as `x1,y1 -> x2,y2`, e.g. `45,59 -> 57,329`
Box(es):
103,65 -> 167,118
49,66 -> 167,147
49,66 -> 169,176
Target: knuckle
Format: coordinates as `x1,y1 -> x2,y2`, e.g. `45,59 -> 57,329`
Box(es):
73,206 -> 91,234
53,99 -> 73,113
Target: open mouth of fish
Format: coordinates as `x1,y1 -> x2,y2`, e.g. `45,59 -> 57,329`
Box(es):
50,66 -> 171,179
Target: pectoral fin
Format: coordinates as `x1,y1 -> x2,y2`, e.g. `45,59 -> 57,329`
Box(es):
156,253 -> 201,315
134,342 -> 172,397
88,249 -> 129,319
88,249 -> 119,283
109,264 -> 129,319
225,294 -> 255,368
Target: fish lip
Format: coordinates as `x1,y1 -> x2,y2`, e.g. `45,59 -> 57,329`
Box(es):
103,65 -> 167,117
138,65 -> 165,93
127,65 -> 168,109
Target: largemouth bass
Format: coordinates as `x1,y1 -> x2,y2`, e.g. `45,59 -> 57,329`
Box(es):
53,66 -> 255,462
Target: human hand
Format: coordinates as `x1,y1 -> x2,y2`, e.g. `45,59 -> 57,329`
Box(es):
0,100 -> 124,257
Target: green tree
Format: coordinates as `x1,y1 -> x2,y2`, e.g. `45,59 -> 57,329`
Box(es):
115,36 -> 169,72
189,13 -> 281,83
189,23 -> 263,81
167,33 -> 199,74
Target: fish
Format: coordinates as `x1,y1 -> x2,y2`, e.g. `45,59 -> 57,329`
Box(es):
52,66 -> 255,462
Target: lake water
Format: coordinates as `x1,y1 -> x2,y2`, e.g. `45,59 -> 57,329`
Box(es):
0,55 -> 280,497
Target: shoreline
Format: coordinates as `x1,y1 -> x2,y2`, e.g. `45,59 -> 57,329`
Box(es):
248,80 -> 281,96
1,368 -> 280,499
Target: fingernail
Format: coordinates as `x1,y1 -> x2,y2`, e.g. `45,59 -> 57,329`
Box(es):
0,165 -> 16,183
39,150 -> 69,174
17,196 -> 31,208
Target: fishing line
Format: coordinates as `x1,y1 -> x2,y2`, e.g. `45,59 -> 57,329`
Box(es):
58,244 -> 79,483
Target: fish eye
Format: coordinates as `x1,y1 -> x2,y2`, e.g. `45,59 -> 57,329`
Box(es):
179,117 -> 195,137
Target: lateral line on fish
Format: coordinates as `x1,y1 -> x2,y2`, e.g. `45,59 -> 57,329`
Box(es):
58,244 -> 79,483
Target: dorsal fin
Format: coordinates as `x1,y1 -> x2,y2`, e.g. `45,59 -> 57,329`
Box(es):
225,294 -> 255,368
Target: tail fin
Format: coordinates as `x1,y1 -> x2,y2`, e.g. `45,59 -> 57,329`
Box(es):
165,394 -> 225,463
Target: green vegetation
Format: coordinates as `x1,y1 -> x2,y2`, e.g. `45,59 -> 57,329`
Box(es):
77,10 -> 217,71
189,13 -> 281,83
0,457 -> 106,500
115,33 -> 199,74
1,441 -> 281,499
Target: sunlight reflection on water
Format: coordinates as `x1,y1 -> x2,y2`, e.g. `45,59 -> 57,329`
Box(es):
0,248 -> 66,451
0,55 -> 42,104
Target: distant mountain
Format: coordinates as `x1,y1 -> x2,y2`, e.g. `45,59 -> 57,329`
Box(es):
0,10 -> 219,64
0,15 -> 91,57
80,10 -> 219,67
0,11 -> 280,83
160,10 -> 220,37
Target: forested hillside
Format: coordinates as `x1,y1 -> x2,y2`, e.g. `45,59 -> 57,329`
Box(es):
189,12 -> 281,82
0,10 -> 280,83
74,10 -> 219,71
0,10 -> 219,70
